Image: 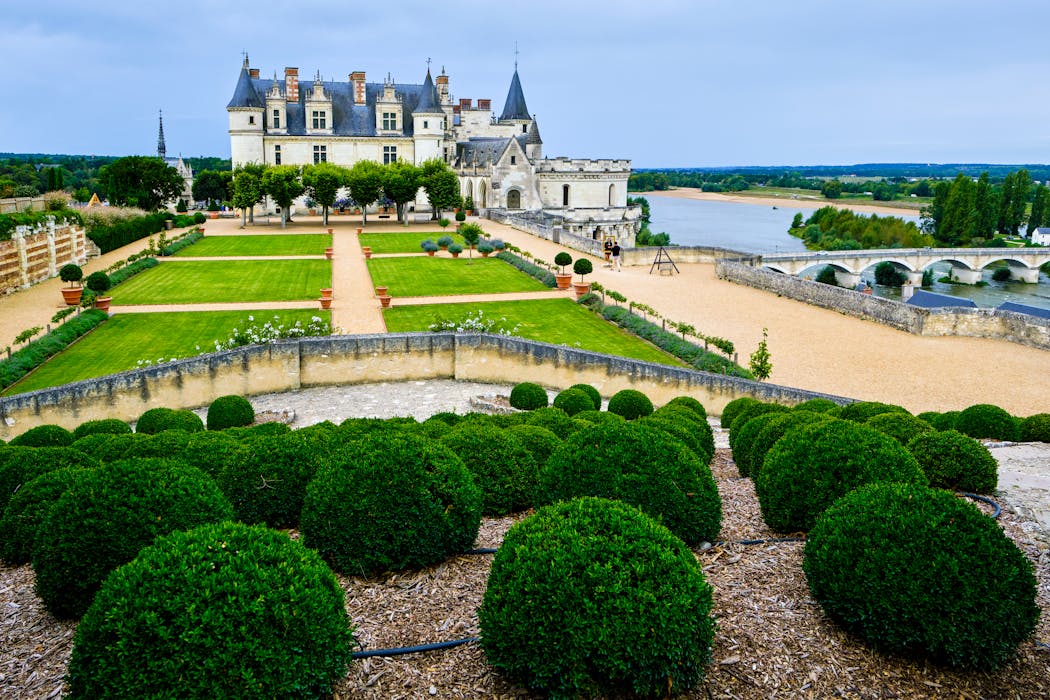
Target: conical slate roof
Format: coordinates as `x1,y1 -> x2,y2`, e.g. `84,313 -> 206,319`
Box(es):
523,117 -> 542,144
500,69 -> 530,121
227,65 -> 263,109
413,70 -> 445,115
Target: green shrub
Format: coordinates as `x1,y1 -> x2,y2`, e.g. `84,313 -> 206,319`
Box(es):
334,416 -> 417,445
179,431 -> 247,478
746,411 -> 832,481
955,403 -> 1020,441
0,467 -> 93,565
82,433 -> 144,462
916,411 -> 941,425
804,482 -> 1039,670
10,424 -> 74,447
731,412 -> 791,478
0,446 -> 100,513
72,419 -> 132,440
33,458 -> 233,619
793,398 -> 840,414
650,405 -> 715,462
217,434 -> 321,529
120,430 -> 191,459
1020,413 -> 1050,442
606,389 -> 654,420
728,402 -> 789,457
523,406 -> 578,438
572,409 -> 625,426
638,416 -> 711,465
568,383 -> 601,411
836,401 -> 910,423
720,397 -> 759,428
67,522 -> 354,699
505,425 -> 562,468
665,395 -> 707,419
426,411 -> 461,426
906,430 -> 998,493
540,422 -> 721,545
85,270 -> 111,294
479,497 -> 715,698
756,420 -> 926,532
134,407 -> 174,434
206,395 -> 255,430
495,251 -> 557,287
552,388 -> 594,416
865,412 -> 934,445
108,257 -> 158,286
509,382 -> 548,410
931,410 -> 960,431
302,433 -> 481,575
441,425 -> 537,515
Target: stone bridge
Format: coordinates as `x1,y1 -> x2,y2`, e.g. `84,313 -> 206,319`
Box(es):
757,248 -> 1050,287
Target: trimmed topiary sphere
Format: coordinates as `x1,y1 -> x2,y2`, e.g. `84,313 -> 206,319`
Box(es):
523,406 -> 578,438
731,412 -> 793,478
0,447 -> 100,513
1021,413 -> 1050,443
793,398 -> 840,414
120,430 -> 191,459
217,434 -> 321,529
33,458 -> 233,619
955,403 -> 1020,441
573,409 -> 625,426
83,433 -> 144,462
541,422 -> 721,545
134,407 -> 175,434
10,424 -> 74,447
746,411 -> 832,481
756,420 -> 926,533
72,419 -> 131,440
906,429 -> 998,493
606,389 -> 654,420
568,383 -> 602,411
179,431 -> 248,478
206,395 -> 255,431
916,411 -> 941,425
836,401 -> 910,423
931,410 -> 960,432
0,467 -> 92,566
479,497 -> 715,698
441,425 -> 538,515
865,412 -> 934,445
505,425 -> 562,468
649,405 -> 715,463
804,482 -> 1039,670
552,388 -> 594,417
639,416 -> 711,465
728,402 -> 789,457
509,382 -> 548,410
302,433 -> 481,575
720,396 -> 760,429
67,521 -> 355,699
665,395 -> 707,419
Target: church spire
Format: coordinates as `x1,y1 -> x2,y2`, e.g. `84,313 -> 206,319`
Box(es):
157,109 -> 166,160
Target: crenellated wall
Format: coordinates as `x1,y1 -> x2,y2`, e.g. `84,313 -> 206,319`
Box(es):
0,333 -> 848,439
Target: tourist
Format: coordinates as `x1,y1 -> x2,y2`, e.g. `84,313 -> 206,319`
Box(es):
612,240 -> 622,271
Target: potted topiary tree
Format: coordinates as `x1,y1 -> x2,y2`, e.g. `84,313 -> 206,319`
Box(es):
85,271 -> 112,311
478,242 -> 494,257
448,242 -> 464,258
421,239 -> 439,256
572,257 -> 593,298
437,235 -> 453,250
455,210 -> 466,226
438,217 -> 451,229
464,196 -> 475,215
459,223 -> 482,260
554,252 -> 573,290
59,264 -> 84,305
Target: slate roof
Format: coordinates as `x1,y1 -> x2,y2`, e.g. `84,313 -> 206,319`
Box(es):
413,71 -> 445,115
456,138 -> 511,167
500,69 -> 530,121
227,66 -> 264,109
522,118 -> 542,145
906,289 -> 978,309
998,301 -> 1050,319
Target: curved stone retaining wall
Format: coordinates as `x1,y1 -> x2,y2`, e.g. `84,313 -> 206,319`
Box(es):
0,333 -> 848,439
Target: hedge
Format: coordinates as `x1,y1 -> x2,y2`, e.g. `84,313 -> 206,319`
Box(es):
495,251 -> 557,287
107,257 -> 158,286
86,212 -> 170,253
160,230 -> 203,256
0,310 -> 109,390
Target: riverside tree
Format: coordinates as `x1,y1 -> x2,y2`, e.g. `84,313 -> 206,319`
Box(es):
261,165 -> 303,229
98,156 -> 184,211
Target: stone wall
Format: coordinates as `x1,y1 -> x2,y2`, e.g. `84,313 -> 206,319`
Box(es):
621,246 -> 749,267
0,222 -> 88,294
716,260 -> 1050,349
0,332 -> 848,440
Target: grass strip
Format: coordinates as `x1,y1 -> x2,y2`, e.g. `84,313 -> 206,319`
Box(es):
109,260 -> 332,304
366,257 -> 548,296
0,310 -> 109,391
359,231 -> 463,254
170,234 -> 332,257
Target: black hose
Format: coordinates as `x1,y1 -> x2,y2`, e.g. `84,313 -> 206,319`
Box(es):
465,547 -> 498,555
957,492 -> 1001,519
722,537 -> 805,546
352,636 -> 478,659
1035,640 -> 1050,651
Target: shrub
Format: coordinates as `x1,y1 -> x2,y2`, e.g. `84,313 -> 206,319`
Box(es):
85,270 -> 111,294
728,402 -> 789,457
217,434 -> 322,529
731,412 -> 792,478
932,410 -> 960,431
650,405 -> 716,461
477,242 -> 494,255
0,467 -> 91,565
193,211 -> 207,224
479,497 -> 715,698
505,425 -> 562,467
0,446 -> 100,513
955,403 -> 1020,441
33,458 -> 233,619
793,398 -> 840,414
746,411 -> 832,480
523,406 -> 578,438
606,389 -> 654,420
638,416 -> 711,465
441,426 -> 537,515
447,242 -> 463,255
1020,413 -> 1050,442
552,388 -> 594,416
206,395 -> 255,431
804,482 -> 1039,670
59,263 -> 84,284
179,431 -> 247,478
108,257 -> 158,286
573,409 -> 625,426
121,430 -> 192,459
916,410 -> 940,425
302,433 -> 482,575
541,422 -> 721,545
554,251 -> 572,273
865,412 -> 934,445
67,522 -> 354,699
720,397 -> 760,428
82,433 -> 143,462
436,234 -> 453,248
906,430 -> 998,493
756,420 -> 926,532
568,383 -> 601,411
135,407 -> 203,434
10,424 -> 74,447
665,395 -> 707,419
509,381 -> 548,410
573,257 -> 593,278
495,251 -> 557,287
836,401 -> 910,423
72,419 -> 132,440
0,310 -> 109,391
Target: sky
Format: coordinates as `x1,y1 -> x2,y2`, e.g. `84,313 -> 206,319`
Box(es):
3,0 -> 1050,168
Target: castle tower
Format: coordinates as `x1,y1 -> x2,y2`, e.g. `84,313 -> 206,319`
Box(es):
226,56 -> 265,167
157,110 -> 166,160
413,68 -> 446,164
499,67 -> 532,135
523,116 -> 542,161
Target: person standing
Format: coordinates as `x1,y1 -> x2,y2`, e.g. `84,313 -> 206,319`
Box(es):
611,240 -> 622,271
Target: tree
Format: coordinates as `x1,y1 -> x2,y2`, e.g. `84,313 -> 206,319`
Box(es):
98,156 -> 184,210
874,261 -> 907,287
1028,184 -> 1049,236
749,328 -> 772,381
459,222 -> 482,259
996,171 -> 1015,236
73,187 -> 91,204
420,159 -> 461,220
920,181 -> 950,235
938,174 -> 976,246
302,162 -> 348,226
1009,169 -> 1031,237
232,164 -> 266,228
261,165 -> 304,229
973,172 -> 998,241
191,170 -> 228,207
382,161 -> 422,224
821,180 -> 843,200
345,160 -> 384,227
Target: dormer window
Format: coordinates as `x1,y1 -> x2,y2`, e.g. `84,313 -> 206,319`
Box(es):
312,110 -> 326,129
272,110 -> 280,129
510,156 -> 516,165
382,112 -> 397,130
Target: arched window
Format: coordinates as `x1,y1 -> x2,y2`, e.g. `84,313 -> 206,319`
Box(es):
507,189 -> 521,209
479,181 -> 487,208
562,184 -> 570,207
609,184 -> 615,206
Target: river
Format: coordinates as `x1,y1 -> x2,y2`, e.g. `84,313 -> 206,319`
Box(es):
645,194 -> 1050,311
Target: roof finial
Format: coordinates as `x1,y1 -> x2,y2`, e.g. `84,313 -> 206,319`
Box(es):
514,42 -> 519,70
242,51 -> 249,68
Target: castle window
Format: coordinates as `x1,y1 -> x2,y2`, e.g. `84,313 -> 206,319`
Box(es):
510,156 -> 516,165
382,112 -> 397,130
313,145 -> 327,164
423,120 -> 429,129
383,146 -> 397,164
273,110 -> 280,129
522,124 -> 527,133
249,115 -> 255,125
274,145 -> 281,165
312,111 -> 326,129
562,184 -> 570,207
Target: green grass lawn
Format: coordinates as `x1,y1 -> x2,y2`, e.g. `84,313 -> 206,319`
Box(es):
359,231 -> 463,254
110,260 -> 332,304
384,299 -> 683,366
366,257 -> 547,296
4,310 -> 331,395
172,234 -> 332,257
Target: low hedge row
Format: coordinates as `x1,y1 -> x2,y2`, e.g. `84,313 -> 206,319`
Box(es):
107,257 -> 158,286
160,230 -> 203,256
0,309 -> 109,390
495,251 -> 557,287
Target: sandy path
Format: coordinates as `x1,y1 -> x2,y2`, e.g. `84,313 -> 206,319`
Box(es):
647,187 -> 922,218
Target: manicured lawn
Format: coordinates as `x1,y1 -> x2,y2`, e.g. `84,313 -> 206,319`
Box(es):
366,257 -> 547,296
110,260 -> 332,304
171,234 -> 332,257
359,231 -> 463,254
384,299 -> 683,366
4,310 -> 330,395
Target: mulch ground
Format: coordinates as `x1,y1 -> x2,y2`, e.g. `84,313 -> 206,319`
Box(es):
2,450 -> 1048,699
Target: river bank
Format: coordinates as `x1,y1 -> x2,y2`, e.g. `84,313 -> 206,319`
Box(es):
646,187 -> 922,218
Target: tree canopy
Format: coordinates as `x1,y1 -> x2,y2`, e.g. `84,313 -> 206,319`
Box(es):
98,156 -> 184,211
302,162 -> 348,225
232,164 -> 266,227
191,170 -> 229,207
420,159 -> 461,219
345,160 -> 385,226
261,165 -> 304,228
382,161 -> 422,224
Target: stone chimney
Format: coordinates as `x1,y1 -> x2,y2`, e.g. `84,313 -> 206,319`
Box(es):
249,68 -> 260,79
477,98 -> 491,111
436,71 -> 449,102
350,71 -> 366,105
459,98 -> 472,110
285,67 -> 299,103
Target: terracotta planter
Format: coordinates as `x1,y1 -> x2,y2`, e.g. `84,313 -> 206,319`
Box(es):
451,252 -> 460,258
94,296 -> 113,311
327,227 -> 333,234
357,227 -> 363,234
320,288 -> 333,300
61,287 -> 83,306
375,286 -> 388,297
554,273 -> 572,290
378,294 -> 392,308
197,226 -> 205,233
426,251 -> 436,257
480,252 -> 490,258
209,211 -> 219,219
309,209 -> 317,216
573,282 -> 592,298
325,247 -> 334,260
319,297 -> 332,310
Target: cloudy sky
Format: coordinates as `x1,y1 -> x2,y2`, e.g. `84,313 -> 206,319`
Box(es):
2,0 -> 1049,167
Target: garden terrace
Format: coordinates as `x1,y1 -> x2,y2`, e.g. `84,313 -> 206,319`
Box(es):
170,234 -> 331,257
358,231 -> 466,255
109,260 -> 332,304
365,258 -> 549,297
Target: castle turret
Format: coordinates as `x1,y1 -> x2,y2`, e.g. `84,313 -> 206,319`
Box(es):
499,68 -> 532,135
413,69 -> 445,164
227,56 -> 265,167
523,117 -> 542,160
